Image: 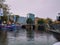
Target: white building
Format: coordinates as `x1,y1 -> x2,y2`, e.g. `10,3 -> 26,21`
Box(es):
18,17 -> 27,25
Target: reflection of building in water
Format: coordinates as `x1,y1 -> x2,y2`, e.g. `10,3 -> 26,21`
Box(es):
0,31 -> 7,45
14,30 -> 19,37
26,29 -> 34,41
0,0 -> 9,24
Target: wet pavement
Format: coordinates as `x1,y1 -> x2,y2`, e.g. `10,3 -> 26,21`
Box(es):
0,29 -> 60,45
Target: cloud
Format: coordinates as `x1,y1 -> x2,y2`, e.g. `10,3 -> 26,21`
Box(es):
5,0 -> 60,20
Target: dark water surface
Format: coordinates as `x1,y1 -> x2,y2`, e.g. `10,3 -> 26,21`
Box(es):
0,29 -> 59,45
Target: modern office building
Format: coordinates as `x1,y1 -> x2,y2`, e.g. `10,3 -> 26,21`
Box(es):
18,17 -> 27,25
27,13 -> 35,21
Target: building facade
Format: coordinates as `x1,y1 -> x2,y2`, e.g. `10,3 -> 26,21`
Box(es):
18,17 -> 27,25
27,13 -> 35,21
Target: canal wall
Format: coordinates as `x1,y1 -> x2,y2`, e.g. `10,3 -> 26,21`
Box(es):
51,24 -> 60,30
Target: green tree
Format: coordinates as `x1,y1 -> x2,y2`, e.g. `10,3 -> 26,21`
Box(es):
10,15 -> 20,23
46,18 -> 53,24
0,4 -> 9,24
37,19 -> 45,24
26,18 -> 33,24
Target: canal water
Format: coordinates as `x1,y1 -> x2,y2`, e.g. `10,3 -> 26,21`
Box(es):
0,29 -> 59,45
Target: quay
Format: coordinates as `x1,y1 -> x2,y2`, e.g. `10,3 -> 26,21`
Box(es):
48,29 -> 60,34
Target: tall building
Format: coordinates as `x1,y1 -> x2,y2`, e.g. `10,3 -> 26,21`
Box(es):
27,13 -> 35,21
57,13 -> 60,21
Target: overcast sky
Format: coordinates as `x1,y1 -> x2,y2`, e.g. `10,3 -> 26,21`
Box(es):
5,0 -> 60,20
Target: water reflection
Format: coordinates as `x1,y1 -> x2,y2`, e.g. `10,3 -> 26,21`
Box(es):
52,32 -> 60,41
0,29 -> 59,45
0,31 -> 7,45
13,30 -> 19,37
26,29 -> 34,41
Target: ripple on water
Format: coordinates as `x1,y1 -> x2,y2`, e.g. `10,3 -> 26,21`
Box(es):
6,30 -> 58,45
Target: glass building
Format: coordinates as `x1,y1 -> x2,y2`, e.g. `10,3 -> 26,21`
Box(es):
27,13 -> 35,21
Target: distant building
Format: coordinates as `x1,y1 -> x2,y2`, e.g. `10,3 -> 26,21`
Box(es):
35,17 -> 40,25
18,17 -> 27,25
57,16 -> 60,21
57,13 -> 60,21
8,15 -> 20,23
27,13 -> 35,21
